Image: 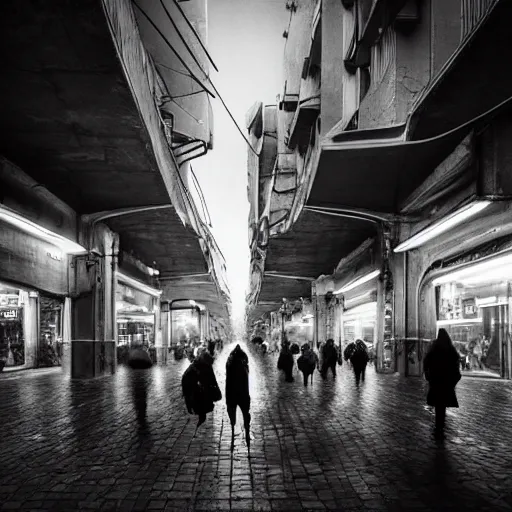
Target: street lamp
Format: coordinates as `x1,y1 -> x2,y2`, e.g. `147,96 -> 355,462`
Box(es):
279,298 -> 291,345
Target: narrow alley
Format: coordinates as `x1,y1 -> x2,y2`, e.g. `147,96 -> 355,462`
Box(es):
1,343 -> 511,512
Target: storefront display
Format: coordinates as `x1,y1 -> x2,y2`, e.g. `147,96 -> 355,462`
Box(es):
0,285 -> 25,368
433,252 -> 512,377
171,308 -> 200,347
342,301 -> 377,359
38,295 -> 64,367
116,282 -> 156,348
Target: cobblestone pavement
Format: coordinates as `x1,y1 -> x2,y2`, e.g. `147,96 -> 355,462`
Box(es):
1,342 -> 512,512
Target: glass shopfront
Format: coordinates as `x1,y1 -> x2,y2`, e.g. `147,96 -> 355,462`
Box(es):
0,284 -> 64,370
0,285 -> 26,368
116,283 -> 156,348
434,253 -> 512,377
171,308 -> 200,347
342,301 -> 377,357
38,294 -> 64,367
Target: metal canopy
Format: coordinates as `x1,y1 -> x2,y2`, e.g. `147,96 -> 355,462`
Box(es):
257,209 -> 374,306
409,0 -> 511,141
0,0 -> 169,214
105,208 -> 208,277
161,274 -> 230,323
309,107 -> 503,213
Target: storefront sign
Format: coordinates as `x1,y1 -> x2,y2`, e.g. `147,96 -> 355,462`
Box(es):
46,249 -> 63,262
0,308 -> 19,320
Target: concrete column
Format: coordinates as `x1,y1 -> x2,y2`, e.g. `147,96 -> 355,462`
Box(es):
321,0 -> 345,135
67,223 -> 119,379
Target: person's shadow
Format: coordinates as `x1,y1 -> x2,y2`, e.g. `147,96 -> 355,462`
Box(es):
131,370 -> 149,434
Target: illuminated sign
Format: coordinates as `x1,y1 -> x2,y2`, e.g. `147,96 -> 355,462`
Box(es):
0,308 -> 19,320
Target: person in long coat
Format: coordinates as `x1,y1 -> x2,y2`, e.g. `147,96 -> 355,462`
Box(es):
344,340 -> 369,384
182,351 -> 222,432
297,343 -> 319,386
423,328 -> 461,439
277,341 -> 294,382
320,339 -> 339,380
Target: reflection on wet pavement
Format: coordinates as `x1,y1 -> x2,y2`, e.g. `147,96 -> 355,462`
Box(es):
0,340 -> 511,511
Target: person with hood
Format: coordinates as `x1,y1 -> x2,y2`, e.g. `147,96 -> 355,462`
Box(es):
320,339 -> 339,380
423,328 -> 461,439
277,340 -> 295,382
225,344 -> 251,451
344,339 -> 369,384
297,343 -> 319,387
182,351 -> 222,433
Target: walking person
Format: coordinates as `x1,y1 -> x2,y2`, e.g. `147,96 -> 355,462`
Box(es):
297,343 -> 319,386
320,338 -> 339,380
423,328 -> 461,440
277,341 -> 295,382
344,340 -> 369,385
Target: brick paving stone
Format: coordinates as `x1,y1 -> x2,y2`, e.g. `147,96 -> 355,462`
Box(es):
1,344 -> 512,511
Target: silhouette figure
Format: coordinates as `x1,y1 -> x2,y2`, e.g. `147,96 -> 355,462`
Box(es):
297,343 -> 319,386
424,329 -> 461,439
321,339 -> 339,380
225,344 -> 251,451
182,351 -> 222,434
278,341 -> 294,382
345,340 -> 369,384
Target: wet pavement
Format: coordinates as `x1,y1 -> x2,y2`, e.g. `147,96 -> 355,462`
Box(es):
0,341 -> 512,511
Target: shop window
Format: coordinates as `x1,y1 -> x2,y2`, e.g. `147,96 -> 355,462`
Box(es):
38,295 -> 64,368
435,275 -> 509,377
116,283 -> 156,363
171,309 -> 200,347
0,285 -> 25,368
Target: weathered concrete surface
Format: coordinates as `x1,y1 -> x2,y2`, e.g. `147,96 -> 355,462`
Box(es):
0,342 -> 511,511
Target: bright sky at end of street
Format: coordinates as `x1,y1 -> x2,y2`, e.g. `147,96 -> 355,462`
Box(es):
192,0 -> 290,332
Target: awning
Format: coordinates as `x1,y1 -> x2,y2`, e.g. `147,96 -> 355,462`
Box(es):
408,0 -> 511,141
309,96 -> 512,213
255,208 -> 374,308
0,0 -> 181,216
106,208 -> 208,277
161,274 -> 230,323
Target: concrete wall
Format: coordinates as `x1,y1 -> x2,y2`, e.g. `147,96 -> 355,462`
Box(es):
0,156 -> 78,241
321,0 -> 345,135
0,223 -> 70,297
134,0 -> 212,144
430,0 -> 462,79
283,0 -> 318,98
359,1 -> 431,129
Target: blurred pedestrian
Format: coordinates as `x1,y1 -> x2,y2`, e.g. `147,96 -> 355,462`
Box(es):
345,340 -> 369,385
297,343 -> 319,387
423,328 -> 461,439
320,339 -> 339,380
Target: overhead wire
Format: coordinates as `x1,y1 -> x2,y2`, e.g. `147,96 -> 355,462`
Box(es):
132,0 -> 216,98
157,1 -> 259,155
159,0 -> 213,80
171,0 -> 219,72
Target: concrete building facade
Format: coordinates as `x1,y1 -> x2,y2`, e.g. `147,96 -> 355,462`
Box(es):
246,0 -> 512,380
0,0 -> 230,378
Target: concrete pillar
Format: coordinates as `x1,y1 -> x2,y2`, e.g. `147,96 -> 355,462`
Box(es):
67,223 -> 119,379
375,275 -> 386,372
321,0 -> 345,135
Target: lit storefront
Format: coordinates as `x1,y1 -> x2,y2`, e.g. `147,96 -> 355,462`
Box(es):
0,205 -> 81,372
432,252 -> 512,378
169,300 -> 204,347
337,270 -> 381,361
116,273 -> 161,351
